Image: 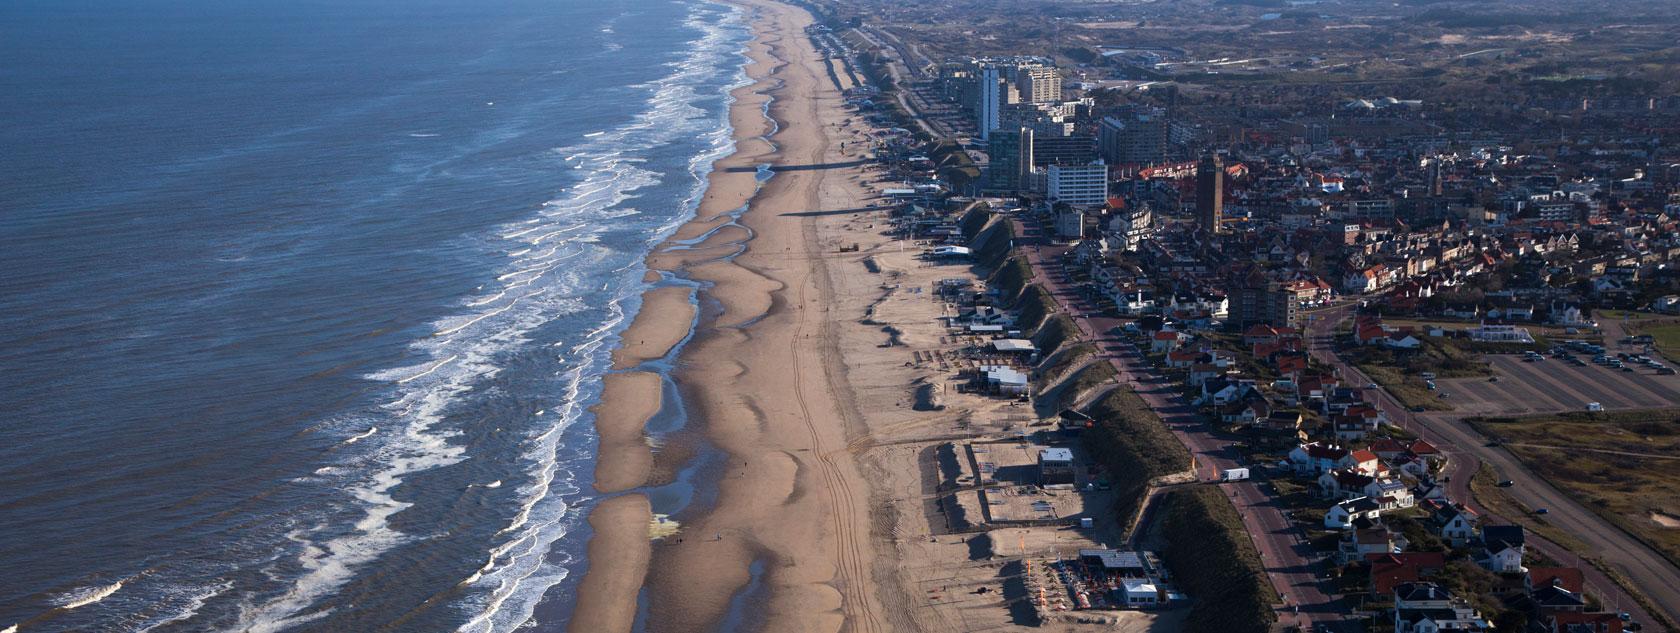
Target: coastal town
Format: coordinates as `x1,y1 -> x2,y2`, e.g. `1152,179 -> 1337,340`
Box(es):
14,0 -> 1680,630
769,1 -> 1680,631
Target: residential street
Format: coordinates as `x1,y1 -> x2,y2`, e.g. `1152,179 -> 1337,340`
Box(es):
1303,304 -> 1672,628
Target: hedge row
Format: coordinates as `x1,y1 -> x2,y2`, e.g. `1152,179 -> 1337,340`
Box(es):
1158,487 -> 1279,633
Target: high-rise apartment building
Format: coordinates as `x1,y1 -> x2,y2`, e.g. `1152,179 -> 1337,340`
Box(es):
978,66 -> 1002,140
984,127 -> 1034,193
1196,153 -> 1224,235
1031,135 -> 1097,167
1098,115 -> 1169,165
1226,271 -> 1299,330
1047,162 -> 1108,206
1015,66 -> 1062,104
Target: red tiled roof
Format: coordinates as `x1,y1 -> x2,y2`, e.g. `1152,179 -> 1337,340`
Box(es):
1547,612 -> 1623,633
1528,567 -> 1585,594
1369,438 -> 1408,454
1367,552 -> 1447,595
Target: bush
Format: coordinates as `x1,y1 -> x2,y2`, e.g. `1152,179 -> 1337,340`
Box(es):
1159,487 -> 1278,633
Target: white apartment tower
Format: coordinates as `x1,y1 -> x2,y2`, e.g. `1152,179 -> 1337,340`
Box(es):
1047,162 -> 1109,206
978,66 -> 1002,140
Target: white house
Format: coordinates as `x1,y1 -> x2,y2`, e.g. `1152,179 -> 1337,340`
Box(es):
1288,442 -> 1349,475
1394,583 -> 1490,633
1326,496 -> 1383,530
1339,527 -> 1403,564
1365,479 -> 1415,510
1120,578 -> 1159,608
981,365 -> 1029,396
1337,449 -> 1382,476
1466,323 -> 1534,344
1434,504 -> 1477,546
1150,330 -> 1188,353
1319,469 -> 1376,500
1478,525 -> 1526,574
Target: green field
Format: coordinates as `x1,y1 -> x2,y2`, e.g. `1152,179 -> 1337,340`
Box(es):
1632,321 -> 1680,364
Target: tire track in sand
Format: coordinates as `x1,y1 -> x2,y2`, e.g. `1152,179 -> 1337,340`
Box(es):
788,273 -> 886,633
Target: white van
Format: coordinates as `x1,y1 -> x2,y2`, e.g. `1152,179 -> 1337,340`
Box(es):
1420,372 -> 1437,380
1586,402 -> 1604,412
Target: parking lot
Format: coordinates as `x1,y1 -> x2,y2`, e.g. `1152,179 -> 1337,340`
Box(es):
1438,355 -> 1680,416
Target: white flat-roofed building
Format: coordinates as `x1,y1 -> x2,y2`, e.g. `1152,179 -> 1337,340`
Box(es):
1466,323 -> 1534,344
1047,162 -> 1108,206
991,339 -> 1036,353
981,365 -> 1029,395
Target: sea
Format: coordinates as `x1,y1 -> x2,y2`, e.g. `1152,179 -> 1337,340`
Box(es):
0,0 -> 750,630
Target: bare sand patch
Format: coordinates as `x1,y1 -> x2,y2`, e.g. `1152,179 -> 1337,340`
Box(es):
611,286 -> 695,369
566,494 -> 653,633
590,371 -> 662,494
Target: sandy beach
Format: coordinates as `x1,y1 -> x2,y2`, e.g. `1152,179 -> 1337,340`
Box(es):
570,0 -> 878,630
569,1 -> 1175,631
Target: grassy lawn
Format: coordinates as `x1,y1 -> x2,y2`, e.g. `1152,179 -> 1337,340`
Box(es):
1356,361 -> 1453,411
1468,410 -> 1680,572
1629,320 -> 1680,365
1348,337 -> 1500,412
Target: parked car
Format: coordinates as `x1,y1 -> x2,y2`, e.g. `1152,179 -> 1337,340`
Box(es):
1535,508 -> 1549,515
1497,480 -> 1514,487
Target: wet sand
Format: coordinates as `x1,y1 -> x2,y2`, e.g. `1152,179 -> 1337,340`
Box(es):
569,0 -> 898,631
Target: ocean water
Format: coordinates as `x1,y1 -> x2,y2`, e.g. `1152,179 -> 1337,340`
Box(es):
0,0 -> 748,630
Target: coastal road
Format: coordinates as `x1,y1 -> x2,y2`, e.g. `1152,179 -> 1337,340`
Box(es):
1304,305 -> 1673,628
1009,216 -> 1353,632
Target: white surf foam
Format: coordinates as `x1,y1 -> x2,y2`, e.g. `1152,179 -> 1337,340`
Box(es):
135,581 -> 232,633
55,580 -> 123,611
226,2 -> 752,632
342,427 -> 378,444
456,3 -> 753,632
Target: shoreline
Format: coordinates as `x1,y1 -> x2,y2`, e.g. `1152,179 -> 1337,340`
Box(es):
566,0 -> 914,630
566,0 -> 802,630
